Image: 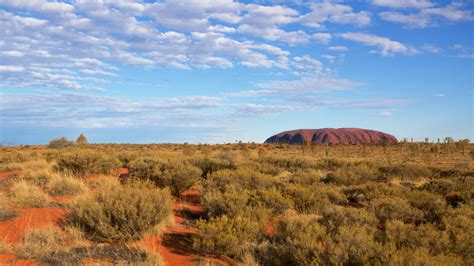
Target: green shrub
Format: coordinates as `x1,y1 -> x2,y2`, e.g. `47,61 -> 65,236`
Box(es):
129,157 -> 202,196
384,220 -> 451,255
67,179 -> 172,242
324,224 -> 385,265
193,215 -> 262,258
190,156 -> 235,178
55,149 -> 121,177
321,207 -> 378,235
379,163 -> 432,180
369,196 -> 424,224
324,163 -> 380,185
259,215 -> 326,266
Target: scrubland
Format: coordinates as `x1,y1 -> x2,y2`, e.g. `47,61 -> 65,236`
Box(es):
0,141 -> 472,265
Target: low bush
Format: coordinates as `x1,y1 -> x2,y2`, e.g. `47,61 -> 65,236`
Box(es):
193,215 -> 262,259
369,196 -> 424,224
190,156 -> 235,178
129,157 -> 202,196
258,215 -> 326,265
67,179 -> 172,242
55,149 -> 121,177
379,163 -> 432,180
324,163 -> 380,185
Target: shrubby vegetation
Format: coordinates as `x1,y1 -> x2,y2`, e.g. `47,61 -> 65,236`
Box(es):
0,140 -> 472,265
55,149 -> 121,177
67,179 -> 172,242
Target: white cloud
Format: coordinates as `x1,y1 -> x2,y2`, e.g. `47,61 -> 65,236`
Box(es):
379,2 -> 473,28
322,54 -> 336,62
328,46 -> 348,52
2,51 -> 24,57
255,76 -> 363,94
377,110 -> 393,116
299,2 -> 371,27
339,32 -> 418,56
422,44 -> 441,53
372,0 -> 434,9
424,3 -> 473,21
0,65 -> 24,72
312,33 -> 332,44
0,0 -> 74,14
379,11 -> 430,28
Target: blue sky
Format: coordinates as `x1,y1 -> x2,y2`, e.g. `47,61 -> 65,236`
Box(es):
0,0 -> 472,144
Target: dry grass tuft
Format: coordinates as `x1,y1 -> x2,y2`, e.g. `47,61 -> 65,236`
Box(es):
46,174 -> 87,196
9,181 -> 49,208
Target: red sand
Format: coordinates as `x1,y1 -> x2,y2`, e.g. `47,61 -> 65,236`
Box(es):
0,208 -> 66,245
139,188 -> 228,266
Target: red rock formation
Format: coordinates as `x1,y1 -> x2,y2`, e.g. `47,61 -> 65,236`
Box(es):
264,128 -> 397,145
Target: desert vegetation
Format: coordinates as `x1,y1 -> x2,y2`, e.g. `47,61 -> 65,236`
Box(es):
0,139 -> 472,265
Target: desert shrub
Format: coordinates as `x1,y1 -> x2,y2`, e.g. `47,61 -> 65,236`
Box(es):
324,224 -> 386,265
154,163 -> 202,196
190,156 -> 235,178
67,179 -> 172,242
9,181 -> 49,208
369,196 -> 424,224
420,179 -> 455,195
258,215 -> 326,266
193,215 -> 262,258
256,187 -> 294,215
48,137 -> 74,149
116,151 -> 140,167
282,184 -> 344,214
16,227 -> 62,259
128,156 -> 163,179
55,149 -> 121,177
379,163 -> 432,180
260,156 -> 315,171
388,248 -> 464,266
444,211 -> 474,263
321,207 -> 378,235
202,186 -> 271,223
46,174 -> 87,196
316,158 -> 346,170
405,190 -> 446,224
206,168 -> 279,192
324,163 -> 380,185
288,170 -> 324,185
129,157 -> 202,196
383,220 -> 451,255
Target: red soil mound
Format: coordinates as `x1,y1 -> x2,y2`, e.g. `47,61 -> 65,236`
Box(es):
264,128 -> 397,145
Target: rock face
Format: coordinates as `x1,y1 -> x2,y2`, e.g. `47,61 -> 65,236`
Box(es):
264,128 -> 397,145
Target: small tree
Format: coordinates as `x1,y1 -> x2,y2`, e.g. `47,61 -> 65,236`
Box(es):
48,137 -> 74,149
75,133 -> 88,145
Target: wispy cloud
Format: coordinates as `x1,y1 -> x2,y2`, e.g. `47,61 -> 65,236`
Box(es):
339,32 -> 418,56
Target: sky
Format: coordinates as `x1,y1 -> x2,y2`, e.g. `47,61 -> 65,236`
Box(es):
0,0 -> 473,145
